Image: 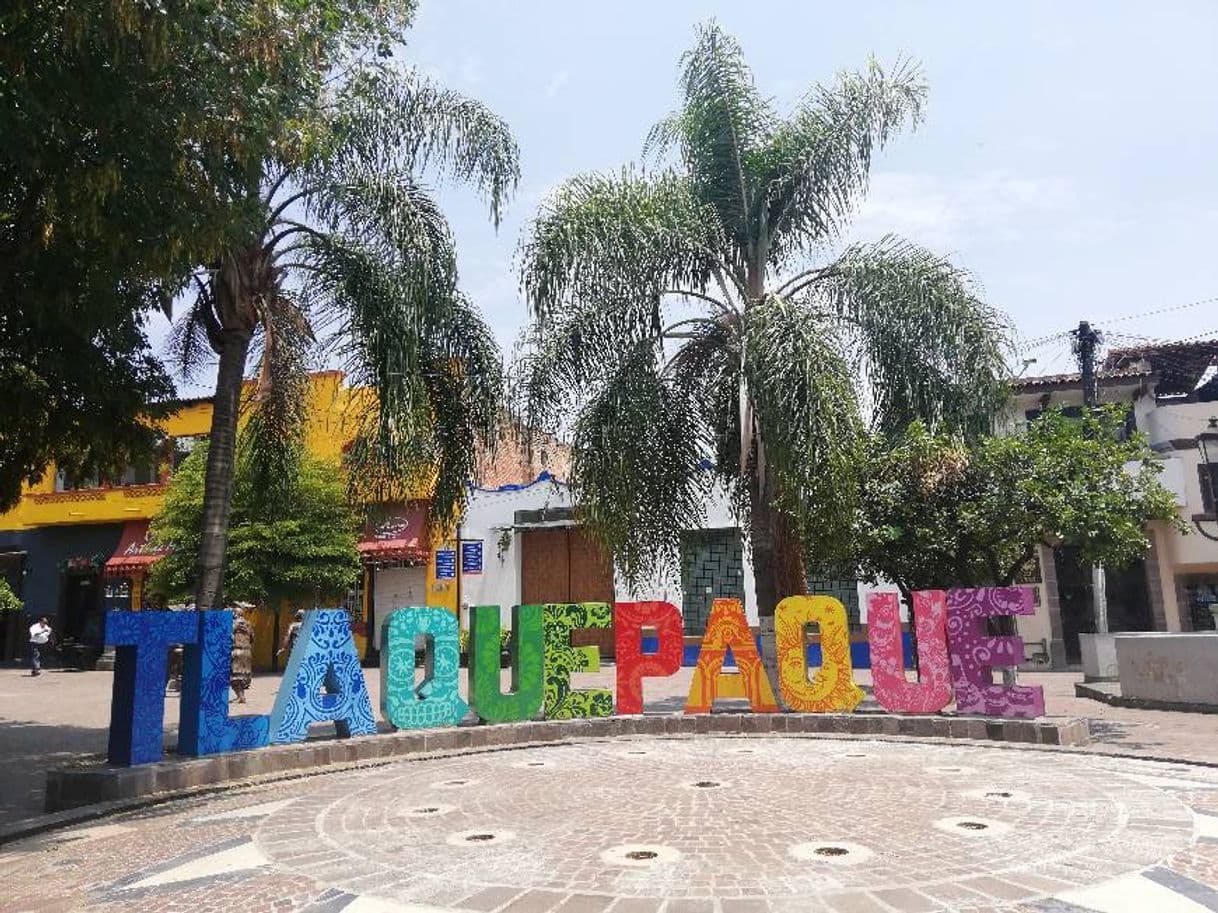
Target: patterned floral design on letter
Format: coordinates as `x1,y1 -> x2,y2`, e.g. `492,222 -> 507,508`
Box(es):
380,607 -> 469,730
686,598 -> 778,714
867,591 -> 951,714
775,595 -> 864,713
541,602 -> 615,719
614,601 -> 683,715
469,604 -> 543,723
106,610 -> 199,765
179,610 -> 270,755
945,587 -> 1046,718
269,609 -> 377,743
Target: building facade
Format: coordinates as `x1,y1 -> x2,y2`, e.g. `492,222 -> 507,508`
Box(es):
0,372 -> 561,669
1002,340 -> 1218,668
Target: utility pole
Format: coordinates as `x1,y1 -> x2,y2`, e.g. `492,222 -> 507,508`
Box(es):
1073,320 -> 1102,408
1072,319 -> 1109,636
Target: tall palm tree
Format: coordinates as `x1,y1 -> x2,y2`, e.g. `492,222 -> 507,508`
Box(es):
176,67 -> 519,612
515,23 -> 1008,668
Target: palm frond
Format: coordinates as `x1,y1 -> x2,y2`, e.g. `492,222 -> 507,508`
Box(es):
646,20 -> 774,263
760,56 -> 925,266
519,168 -> 721,323
569,340 -> 711,586
511,290 -> 667,439
742,297 -> 863,520
811,237 -> 1011,438
331,68 -> 520,226
240,291 -> 314,505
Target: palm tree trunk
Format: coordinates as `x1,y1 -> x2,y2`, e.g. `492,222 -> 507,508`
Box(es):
748,468 -> 808,700
194,329 -> 251,611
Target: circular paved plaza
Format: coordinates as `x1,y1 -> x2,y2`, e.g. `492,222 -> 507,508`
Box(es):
4,735 -> 1218,912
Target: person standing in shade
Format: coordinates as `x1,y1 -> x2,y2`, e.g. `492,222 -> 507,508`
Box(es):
28,616 -> 52,676
278,609 -> 305,668
230,606 -> 255,703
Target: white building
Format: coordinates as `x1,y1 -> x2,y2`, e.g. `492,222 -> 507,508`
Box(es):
454,467 -> 905,664
1002,338 -> 1218,668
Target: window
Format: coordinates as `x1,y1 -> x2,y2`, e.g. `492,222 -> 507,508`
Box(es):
1200,463 -> 1218,515
117,460 -> 157,486
171,435 -> 206,470
54,469 -> 100,492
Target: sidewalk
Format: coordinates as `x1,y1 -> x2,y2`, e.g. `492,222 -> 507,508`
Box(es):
2,665 -> 1215,828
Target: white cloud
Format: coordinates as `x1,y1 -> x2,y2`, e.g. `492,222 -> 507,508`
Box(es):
851,170 -> 1076,249
543,69 -> 569,99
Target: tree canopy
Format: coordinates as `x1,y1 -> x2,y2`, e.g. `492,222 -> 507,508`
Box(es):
843,407 -> 1185,599
148,440 -> 360,606
0,0 -> 418,509
173,49 -> 519,611
514,21 -> 1009,624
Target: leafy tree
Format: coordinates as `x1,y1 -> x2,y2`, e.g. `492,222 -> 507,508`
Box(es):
172,22 -> 519,613
1,0 -> 417,509
148,442 -> 360,607
0,579 -> 22,615
846,408 -> 1185,601
514,22 -> 1008,663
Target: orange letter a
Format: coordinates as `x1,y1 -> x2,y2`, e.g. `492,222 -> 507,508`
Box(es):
685,598 -> 779,714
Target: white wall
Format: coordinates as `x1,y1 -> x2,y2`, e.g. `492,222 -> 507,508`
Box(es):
1143,402 -> 1218,572
457,476 -> 574,627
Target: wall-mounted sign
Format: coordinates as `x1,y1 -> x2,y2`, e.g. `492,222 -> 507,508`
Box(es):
434,548 -> 456,580
461,540 -> 484,576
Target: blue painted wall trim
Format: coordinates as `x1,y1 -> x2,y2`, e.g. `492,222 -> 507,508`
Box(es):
641,634 -> 914,670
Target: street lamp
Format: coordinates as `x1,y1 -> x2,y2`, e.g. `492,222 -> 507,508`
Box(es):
1196,416 -> 1218,542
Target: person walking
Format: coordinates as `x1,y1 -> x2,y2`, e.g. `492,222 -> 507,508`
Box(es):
230,605 -> 255,704
28,616 -> 52,676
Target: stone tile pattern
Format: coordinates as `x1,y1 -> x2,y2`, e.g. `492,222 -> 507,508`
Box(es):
679,529 -> 745,636
8,737 -> 1218,912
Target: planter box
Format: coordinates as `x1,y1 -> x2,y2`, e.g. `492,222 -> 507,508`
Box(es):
1115,632 -> 1218,707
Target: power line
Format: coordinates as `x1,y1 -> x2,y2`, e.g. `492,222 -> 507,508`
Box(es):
1014,330 -> 1072,353
1017,294 -> 1218,344
1095,295 -> 1218,326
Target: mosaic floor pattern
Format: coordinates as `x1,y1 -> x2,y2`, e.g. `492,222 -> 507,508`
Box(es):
4,736 -> 1218,912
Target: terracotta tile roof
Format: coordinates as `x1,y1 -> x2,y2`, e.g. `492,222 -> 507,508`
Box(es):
1011,367 -> 1152,391
1103,339 -> 1218,396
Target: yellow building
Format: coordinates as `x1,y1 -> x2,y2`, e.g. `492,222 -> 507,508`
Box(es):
0,371 -> 482,670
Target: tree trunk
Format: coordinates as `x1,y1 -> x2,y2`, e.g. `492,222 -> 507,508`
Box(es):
194,329 -> 252,611
748,468 -> 807,699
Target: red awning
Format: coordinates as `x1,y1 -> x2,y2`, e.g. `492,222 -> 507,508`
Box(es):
105,520 -> 168,575
358,503 -> 429,562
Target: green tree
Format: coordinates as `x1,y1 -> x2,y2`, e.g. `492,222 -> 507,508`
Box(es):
847,408 -> 1185,601
515,22 -> 1008,662
1,0 -> 417,509
0,579 -> 22,615
173,34 -> 519,613
148,442 -> 360,607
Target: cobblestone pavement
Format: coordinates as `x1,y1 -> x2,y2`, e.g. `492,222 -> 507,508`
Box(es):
3,665 -> 1218,827
3,736 -> 1218,912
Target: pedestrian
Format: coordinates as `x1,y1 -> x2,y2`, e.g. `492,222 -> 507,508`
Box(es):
278,610 -> 304,664
28,616 -> 52,676
230,605 -> 255,704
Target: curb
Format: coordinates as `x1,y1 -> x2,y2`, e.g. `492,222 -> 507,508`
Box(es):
1074,681 -> 1218,715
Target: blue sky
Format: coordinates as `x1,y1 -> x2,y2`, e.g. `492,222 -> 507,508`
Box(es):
158,1 -> 1218,392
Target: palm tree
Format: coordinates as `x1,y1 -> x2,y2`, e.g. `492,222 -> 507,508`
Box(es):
515,23 -> 1008,669
176,67 -> 519,612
